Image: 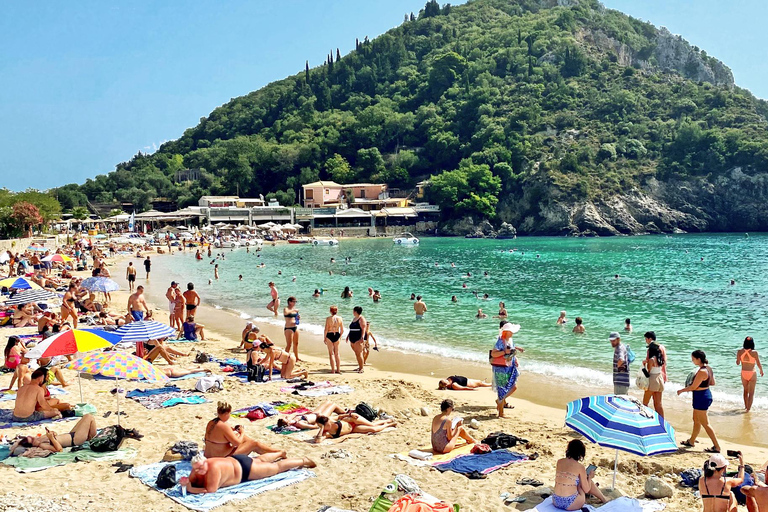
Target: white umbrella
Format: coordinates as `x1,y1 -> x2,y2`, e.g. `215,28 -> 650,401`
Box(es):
258,222 -> 276,229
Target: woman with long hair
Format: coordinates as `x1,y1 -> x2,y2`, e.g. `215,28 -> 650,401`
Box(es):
736,336 -> 763,412
552,439 -> 608,510
698,452 -> 743,512
346,306 -> 367,373
323,306 -> 343,374
678,350 -> 721,453
642,342 -> 665,418
283,297 -> 300,361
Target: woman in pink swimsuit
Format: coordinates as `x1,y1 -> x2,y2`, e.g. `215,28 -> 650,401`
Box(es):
737,336 -> 763,412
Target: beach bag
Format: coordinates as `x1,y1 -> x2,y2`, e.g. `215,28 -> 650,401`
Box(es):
74,403 -> 97,417
156,464 -> 177,489
355,402 -> 377,422
195,375 -> 223,393
247,364 -> 267,382
635,368 -> 649,390
194,352 -> 211,364
481,432 -> 528,450
90,425 -> 125,452
626,345 -> 636,365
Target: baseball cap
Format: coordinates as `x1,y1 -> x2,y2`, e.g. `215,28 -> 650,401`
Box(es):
500,323 -> 521,334
609,332 -> 621,341
171,281 -> 177,286
707,454 -> 728,469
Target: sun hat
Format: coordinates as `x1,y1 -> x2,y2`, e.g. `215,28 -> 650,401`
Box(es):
707,454 -> 729,469
609,332 -> 621,341
500,323 -> 521,334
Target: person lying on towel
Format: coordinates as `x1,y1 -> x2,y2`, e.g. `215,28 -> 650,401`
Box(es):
9,414 -> 97,457
180,453 -> 316,493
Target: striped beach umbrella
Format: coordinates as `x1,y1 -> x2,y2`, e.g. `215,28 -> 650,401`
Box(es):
0,277 -> 42,290
3,288 -> 58,305
114,320 -> 177,342
565,394 -> 676,488
80,276 -> 120,293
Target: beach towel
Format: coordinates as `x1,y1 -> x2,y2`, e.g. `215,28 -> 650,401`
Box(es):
0,385 -> 67,402
394,443 -> 475,468
1,446 -> 136,473
127,387 -> 209,409
268,424 -> 303,435
298,426 -> 396,445
127,386 -> 181,398
534,496 -> 666,512
272,402 -> 310,415
0,409 -> 77,430
232,403 -> 278,419
167,372 -> 209,382
434,449 -> 527,477
129,461 -> 315,512
295,385 -> 354,397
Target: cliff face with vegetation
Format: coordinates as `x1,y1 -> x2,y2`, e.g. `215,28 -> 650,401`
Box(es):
56,0 -> 768,235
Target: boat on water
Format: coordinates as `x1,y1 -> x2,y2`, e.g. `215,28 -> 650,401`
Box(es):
393,232 -> 420,245
288,237 -> 312,244
311,238 -> 339,246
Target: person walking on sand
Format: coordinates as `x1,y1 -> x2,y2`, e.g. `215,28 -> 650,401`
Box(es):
610,332 -> 630,395
283,297 -> 300,361
737,336 -> 763,412
490,322 -> 525,417
346,306 -> 367,373
644,331 -> 667,383
126,262 -> 137,292
128,285 -> 149,322
267,282 -> 279,316
431,399 -> 476,454
323,306 -> 344,374
678,350 -> 721,453
143,256 -> 151,280
414,295 -> 427,320
165,281 -> 179,328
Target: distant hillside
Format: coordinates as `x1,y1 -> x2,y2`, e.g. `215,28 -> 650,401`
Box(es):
57,0 -> 768,235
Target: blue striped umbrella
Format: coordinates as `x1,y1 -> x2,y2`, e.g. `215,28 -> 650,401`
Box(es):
114,320 -> 177,342
3,288 -> 59,306
81,277 -> 120,293
565,395 -> 676,488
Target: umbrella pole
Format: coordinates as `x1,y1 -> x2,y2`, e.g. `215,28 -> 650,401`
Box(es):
612,449 -> 618,490
115,376 -> 121,427
78,372 -> 83,404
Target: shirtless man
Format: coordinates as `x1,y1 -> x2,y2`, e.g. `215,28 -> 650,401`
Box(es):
743,484 -> 768,512
183,282 -> 201,318
128,285 -> 148,322
181,453 -> 315,494
126,262 -> 137,292
12,368 -> 62,423
165,281 -> 179,327
414,296 -> 427,320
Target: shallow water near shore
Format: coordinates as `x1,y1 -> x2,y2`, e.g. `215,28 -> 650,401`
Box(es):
149,234 -> 768,410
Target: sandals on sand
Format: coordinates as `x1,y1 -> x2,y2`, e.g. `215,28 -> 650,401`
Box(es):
680,440 -> 694,448
705,447 -> 720,453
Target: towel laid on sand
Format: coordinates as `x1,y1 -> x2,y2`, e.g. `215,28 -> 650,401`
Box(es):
2,446 -> 136,473
394,443 -> 474,467
232,403 -> 278,419
167,372 -> 210,382
0,409 -> 77,430
534,496 -> 666,512
0,385 -> 66,402
434,449 -> 527,476
129,461 -> 315,512
127,387 -> 208,409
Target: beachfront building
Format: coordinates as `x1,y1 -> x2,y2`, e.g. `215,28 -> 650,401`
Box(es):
301,182 -> 406,211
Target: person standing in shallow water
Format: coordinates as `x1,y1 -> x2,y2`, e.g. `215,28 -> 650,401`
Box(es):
736,336 -> 763,412
610,332 -> 629,395
490,322 -> 525,417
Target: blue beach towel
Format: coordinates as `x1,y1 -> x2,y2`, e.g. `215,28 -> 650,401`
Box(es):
126,386 -> 181,398
129,461 -> 315,512
434,449 -> 527,476
0,409 -> 77,430
167,372 -> 209,382
161,396 -> 208,407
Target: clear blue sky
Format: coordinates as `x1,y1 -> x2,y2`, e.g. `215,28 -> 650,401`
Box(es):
1,1 -> 765,192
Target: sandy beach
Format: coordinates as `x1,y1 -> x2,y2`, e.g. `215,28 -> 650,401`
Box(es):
1,250 -> 767,512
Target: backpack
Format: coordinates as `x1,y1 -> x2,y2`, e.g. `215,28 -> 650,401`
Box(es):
247,363 -> 267,383
156,464 -> 177,489
89,425 -> 125,452
481,432 -> 529,450
354,402 -> 377,422
625,345 -> 636,365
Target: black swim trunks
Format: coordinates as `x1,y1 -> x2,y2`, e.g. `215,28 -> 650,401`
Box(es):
230,454 -> 253,483
186,304 -> 197,311
127,274 -> 136,282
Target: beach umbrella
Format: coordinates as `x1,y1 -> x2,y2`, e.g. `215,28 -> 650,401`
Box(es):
0,277 -> 43,290
3,288 -> 59,306
80,276 -> 120,293
65,351 -> 168,424
42,254 -> 73,263
114,320 -> 177,342
565,395 -> 676,489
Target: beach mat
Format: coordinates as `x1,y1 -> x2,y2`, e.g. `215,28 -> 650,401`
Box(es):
535,496 -> 666,512
0,409 -> 77,430
434,449 -> 528,476
393,443 -> 474,467
0,385 -> 67,402
129,461 -> 315,512
126,386 -> 209,409
2,446 -> 136,473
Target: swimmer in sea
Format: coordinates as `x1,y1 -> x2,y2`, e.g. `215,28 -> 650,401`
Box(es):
572,317 -> 585,333
312,289 -> 321,298
462,283 -> 467,289
482,293 -> 489,300
556,310 -> 567,325
292,276 -> 296,282
451,295 -> 458,303
476,309 -> 488,319
451,262 -> 455,268
372,290 -> 381,302
624,318 -> 632,332
239,275 -> 243,281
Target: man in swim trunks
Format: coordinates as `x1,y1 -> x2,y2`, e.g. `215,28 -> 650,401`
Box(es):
165,281 -> 179,325
182,453 -> 316,494
125,262 -> 137,292
127,285 -> 148,322
183,282 -> 201,316
414,296 -> 427,320
12,367 -> 62,423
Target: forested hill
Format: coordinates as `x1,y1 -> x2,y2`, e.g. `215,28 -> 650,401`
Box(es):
57,0 -> 768,235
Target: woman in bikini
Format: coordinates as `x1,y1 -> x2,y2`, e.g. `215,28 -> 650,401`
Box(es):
4,336 -> 29,391
204,402 -> 284,458
259,342 -> 308,380
266,282 -> 279,317
736,336 -> 763,412
437,376 -> 491,391
9,414 -> 99,456
314,413 -> 396,442
698,452 -> 744,512
61,283 -> 79,328
323,306 -> 344,374
276,401 -> 348,431
346,306 -> 367,373
173,287 -> 185,331
283,297 -> 300,361
552,440 -> 607,510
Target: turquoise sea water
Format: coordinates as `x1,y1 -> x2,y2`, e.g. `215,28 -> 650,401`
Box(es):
152,234 -> 768,410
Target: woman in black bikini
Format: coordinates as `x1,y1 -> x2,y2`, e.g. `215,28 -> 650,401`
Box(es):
346,306 -> 367,373
260,342 -> 309,380
283,297 -> 300,361
314,413 -> 396,442
698,452 -> 743,512
323,306 -> 344,374
61,283 -> 79,328
437,376 -> 492,390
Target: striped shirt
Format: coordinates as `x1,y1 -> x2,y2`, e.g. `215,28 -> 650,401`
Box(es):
613,343 -> 630,386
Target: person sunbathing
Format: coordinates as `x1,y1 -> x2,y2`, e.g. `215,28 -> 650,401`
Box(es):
12,367 -> 62,422
9,414 -> 98,457
204,402 -> 284,458
181,453 -> 316,494
437,375 -> 492,391
431,399 -> 476,454
163,367 -> 211,378
276,401 -> 348,430
314,413 -> 396,442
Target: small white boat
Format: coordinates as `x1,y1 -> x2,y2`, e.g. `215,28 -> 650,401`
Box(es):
311,238 -> 339,246
393,233 -> 420,245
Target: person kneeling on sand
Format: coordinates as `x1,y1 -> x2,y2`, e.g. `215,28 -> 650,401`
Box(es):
9,414 -> 98,457
181,453 -> 316,494
204,402 -> 284,458
12,367 -> 62,423
431,399 -> 476,454
314,413 -> 396,442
